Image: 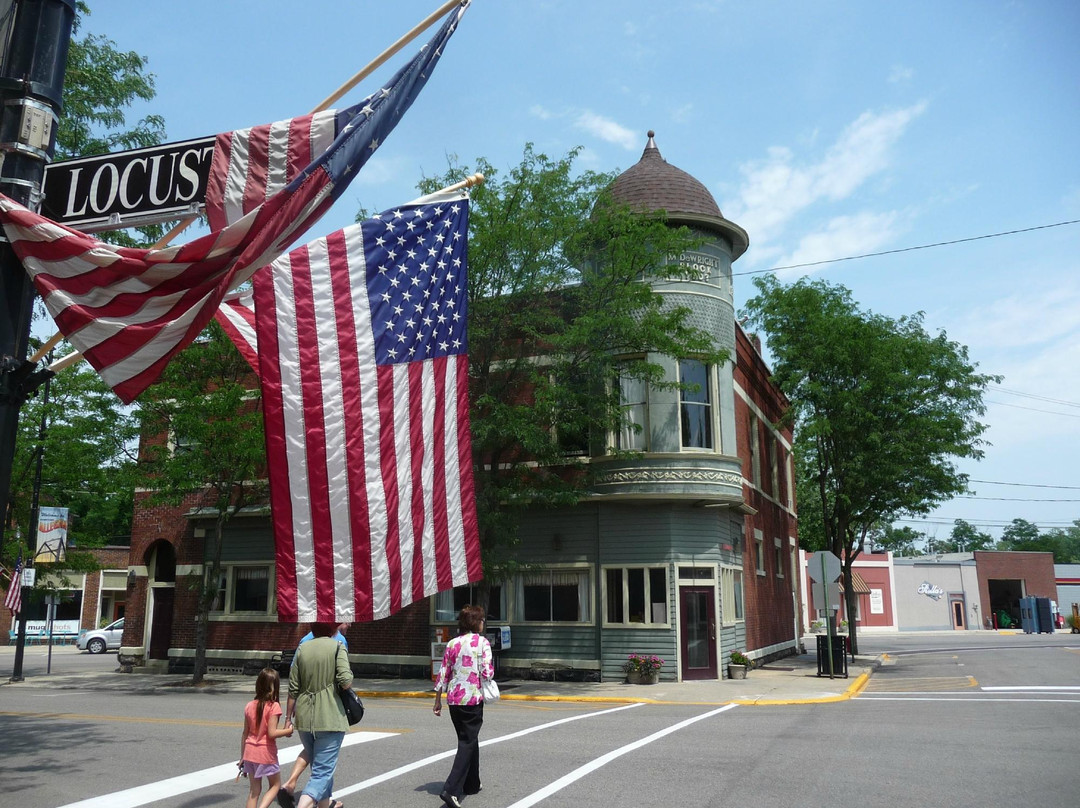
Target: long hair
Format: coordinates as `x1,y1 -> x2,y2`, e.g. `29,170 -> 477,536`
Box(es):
457,604 -> 485,635
252,667 -> 280,732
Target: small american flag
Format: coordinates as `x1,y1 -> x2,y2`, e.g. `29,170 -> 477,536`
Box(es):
4,553 -> 22,615
256,190 -> 482,623
0,4 -> 467,403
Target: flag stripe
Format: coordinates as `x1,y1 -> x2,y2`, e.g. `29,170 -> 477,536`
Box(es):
255,190 -> 481,622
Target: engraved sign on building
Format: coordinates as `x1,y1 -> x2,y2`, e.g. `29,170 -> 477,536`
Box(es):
671,250 -> 720,283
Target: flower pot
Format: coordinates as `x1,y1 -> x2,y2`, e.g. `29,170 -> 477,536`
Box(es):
728,663 -> 748,680
627,669 -> 660,685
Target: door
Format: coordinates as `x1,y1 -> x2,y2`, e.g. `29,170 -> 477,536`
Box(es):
950,596 -> 966,630
148,588 -> 174,660
680,586 -> 717,680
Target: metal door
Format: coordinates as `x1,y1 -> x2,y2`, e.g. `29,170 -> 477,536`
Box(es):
679,586 -> 717,680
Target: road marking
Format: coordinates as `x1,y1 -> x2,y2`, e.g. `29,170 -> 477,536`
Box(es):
981,686 -> 1080,692
503,704 -> 738,808
857,696 -> 1080,703
55,731 -> 396,808
333,701 -> 645,798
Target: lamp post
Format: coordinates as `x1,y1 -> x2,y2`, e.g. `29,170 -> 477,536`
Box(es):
0,0 -> 76,682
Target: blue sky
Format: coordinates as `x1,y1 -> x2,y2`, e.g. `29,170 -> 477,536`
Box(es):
78,0 -> 1080,542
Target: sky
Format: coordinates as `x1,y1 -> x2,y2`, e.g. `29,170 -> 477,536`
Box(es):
74,0 -> 1080,543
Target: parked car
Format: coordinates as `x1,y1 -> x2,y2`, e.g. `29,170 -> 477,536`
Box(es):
77,617 -> 124,654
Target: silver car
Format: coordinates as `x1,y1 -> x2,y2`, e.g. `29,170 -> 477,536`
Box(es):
77,617 -> 125,654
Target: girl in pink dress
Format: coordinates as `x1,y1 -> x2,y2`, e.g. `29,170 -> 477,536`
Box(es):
240,668 -> 294,808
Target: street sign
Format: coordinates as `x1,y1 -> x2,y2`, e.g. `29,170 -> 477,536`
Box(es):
41,135 -> 216,232
811,580 -> 841,612
808,549 -> 841,583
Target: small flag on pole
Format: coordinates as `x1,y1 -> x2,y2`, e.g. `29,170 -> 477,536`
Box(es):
4,553 -> 23,615
256,190 -> 482,623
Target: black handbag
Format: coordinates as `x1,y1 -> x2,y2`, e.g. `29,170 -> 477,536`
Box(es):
335,646 -> 364,725
338,684 -> 364,725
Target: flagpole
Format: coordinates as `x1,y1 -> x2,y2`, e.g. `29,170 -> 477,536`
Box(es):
39,0 -> 470,373
314,0 -> 466,112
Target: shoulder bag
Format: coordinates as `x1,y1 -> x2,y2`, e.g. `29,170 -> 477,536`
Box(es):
476,640 -> 499,702
336,647 -> 364,724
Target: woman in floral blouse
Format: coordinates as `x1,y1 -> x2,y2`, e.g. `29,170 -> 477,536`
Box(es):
433,604 -> 494,807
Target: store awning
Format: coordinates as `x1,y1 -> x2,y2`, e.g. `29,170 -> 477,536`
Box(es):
839,570 -> 871,594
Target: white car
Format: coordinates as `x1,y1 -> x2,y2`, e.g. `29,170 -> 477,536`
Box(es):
77,617 -> 125,654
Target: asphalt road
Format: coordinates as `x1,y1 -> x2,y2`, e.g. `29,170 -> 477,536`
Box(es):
3,635 -> 1078,808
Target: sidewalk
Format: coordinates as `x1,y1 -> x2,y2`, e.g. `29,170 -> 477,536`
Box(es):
1,647 -> 879,706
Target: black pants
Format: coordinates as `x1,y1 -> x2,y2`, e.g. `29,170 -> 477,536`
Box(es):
444,702 -> 484,797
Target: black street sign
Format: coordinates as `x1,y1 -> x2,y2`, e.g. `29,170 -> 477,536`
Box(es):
41,135 -> 216,232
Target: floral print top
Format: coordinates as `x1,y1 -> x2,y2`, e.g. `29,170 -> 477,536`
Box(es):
434,632 -> 494,705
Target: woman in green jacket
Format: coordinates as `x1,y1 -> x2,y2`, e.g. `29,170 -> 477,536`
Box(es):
285,622 -> 354,808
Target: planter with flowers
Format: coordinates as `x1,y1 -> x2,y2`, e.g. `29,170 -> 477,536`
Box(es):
728,650 -> 753,680
623,653 -> 664,684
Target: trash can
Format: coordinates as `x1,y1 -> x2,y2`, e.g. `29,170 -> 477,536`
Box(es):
815,633 -> 848,678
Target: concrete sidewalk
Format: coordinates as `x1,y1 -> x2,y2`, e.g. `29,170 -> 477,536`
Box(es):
1,647 -> 878,706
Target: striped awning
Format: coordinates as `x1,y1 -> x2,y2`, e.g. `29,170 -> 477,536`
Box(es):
839,570 -> 871,594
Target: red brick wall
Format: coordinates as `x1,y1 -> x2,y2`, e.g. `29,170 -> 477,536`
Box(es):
974,551 -> 1058,614
734,326 -> 798,655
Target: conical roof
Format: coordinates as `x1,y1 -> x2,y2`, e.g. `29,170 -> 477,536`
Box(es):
609,131 -> 748,258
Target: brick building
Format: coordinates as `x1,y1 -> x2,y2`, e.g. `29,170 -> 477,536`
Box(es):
118,133 -> 799,680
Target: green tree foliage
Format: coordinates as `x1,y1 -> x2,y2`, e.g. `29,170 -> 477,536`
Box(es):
743,276 -> 998,652
941,518 -> 994,553
1000,517 -> 1041,548
870,523 -> 925,557
137,323 -> 266,683
7,356 -> 138,552
417,145 -> 725,591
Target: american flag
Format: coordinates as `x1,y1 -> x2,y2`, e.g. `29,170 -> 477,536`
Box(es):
216,288 -> 260,375
4,553 -> 22,615
255,190 -> 482,623
0,4 -> 467,404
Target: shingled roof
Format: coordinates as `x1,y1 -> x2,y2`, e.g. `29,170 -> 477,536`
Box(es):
609,131 -> 748,258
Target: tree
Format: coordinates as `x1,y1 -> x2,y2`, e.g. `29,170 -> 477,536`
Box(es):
137,323 -> 266,683
1000,518 -> 1041,549
1040,521 -> 1080,563
743,276 -> 998,653
416,146 -> 725,597
943,518 -> 993,553
870,524 -> 924,557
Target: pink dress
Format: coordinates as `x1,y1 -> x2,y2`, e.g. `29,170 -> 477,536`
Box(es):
434,632 -> 494,705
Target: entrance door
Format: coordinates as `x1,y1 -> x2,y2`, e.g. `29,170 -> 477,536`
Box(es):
950,596 -> 966,630
680,587 -> 717,680
148,587 -> 174,660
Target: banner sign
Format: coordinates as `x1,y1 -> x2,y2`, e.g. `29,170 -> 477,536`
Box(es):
41,136 -> 215,232
34,506 -> 69,563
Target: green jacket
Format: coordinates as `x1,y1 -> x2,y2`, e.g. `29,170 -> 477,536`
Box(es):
288,636 -> 353,732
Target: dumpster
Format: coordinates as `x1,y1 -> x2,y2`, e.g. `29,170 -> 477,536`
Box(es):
815,633 -> 848,678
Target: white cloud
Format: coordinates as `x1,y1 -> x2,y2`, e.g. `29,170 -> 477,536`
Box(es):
725,103 -> 927,248
774,211 -> 902,278
530,104 -> 555,120
888,65 -> 914,84
574,110 -> 638,150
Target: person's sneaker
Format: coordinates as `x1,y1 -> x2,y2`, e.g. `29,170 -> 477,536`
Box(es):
440,791 -> 462,808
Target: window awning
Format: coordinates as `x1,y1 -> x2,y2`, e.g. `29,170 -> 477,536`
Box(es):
838,570 -> 871,594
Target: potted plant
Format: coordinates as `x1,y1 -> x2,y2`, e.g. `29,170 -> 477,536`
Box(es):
809,619 -> 825,634
728,650 -> 753,680
623,653 -> 665,684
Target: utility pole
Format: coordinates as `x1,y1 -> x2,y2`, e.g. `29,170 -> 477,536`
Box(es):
0,0 -> 75,681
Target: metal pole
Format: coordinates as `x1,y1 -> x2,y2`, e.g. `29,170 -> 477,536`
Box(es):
822,553 -> 834,679
0,0 -> 74,681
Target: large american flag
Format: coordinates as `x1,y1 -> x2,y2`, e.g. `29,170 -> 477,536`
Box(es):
4,553 -> 22,615
256,190 -> 482,623
0,4 -> 467,403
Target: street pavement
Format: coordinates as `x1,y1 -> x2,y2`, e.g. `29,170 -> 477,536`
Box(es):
1,641 -> 877,705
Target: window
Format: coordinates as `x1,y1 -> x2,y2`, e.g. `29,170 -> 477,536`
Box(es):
721,567 -> 744,624
209,564 -> 274,615
754,529 -> 765,576
617,368 -> 648,451
679,359 -> 713,449
604,566 -> 669,626
774,537 -> 784,578
516,568 -> 591,623
769,435 -> 780,498
434,583 -> 506,623
748,414 -> 761,486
